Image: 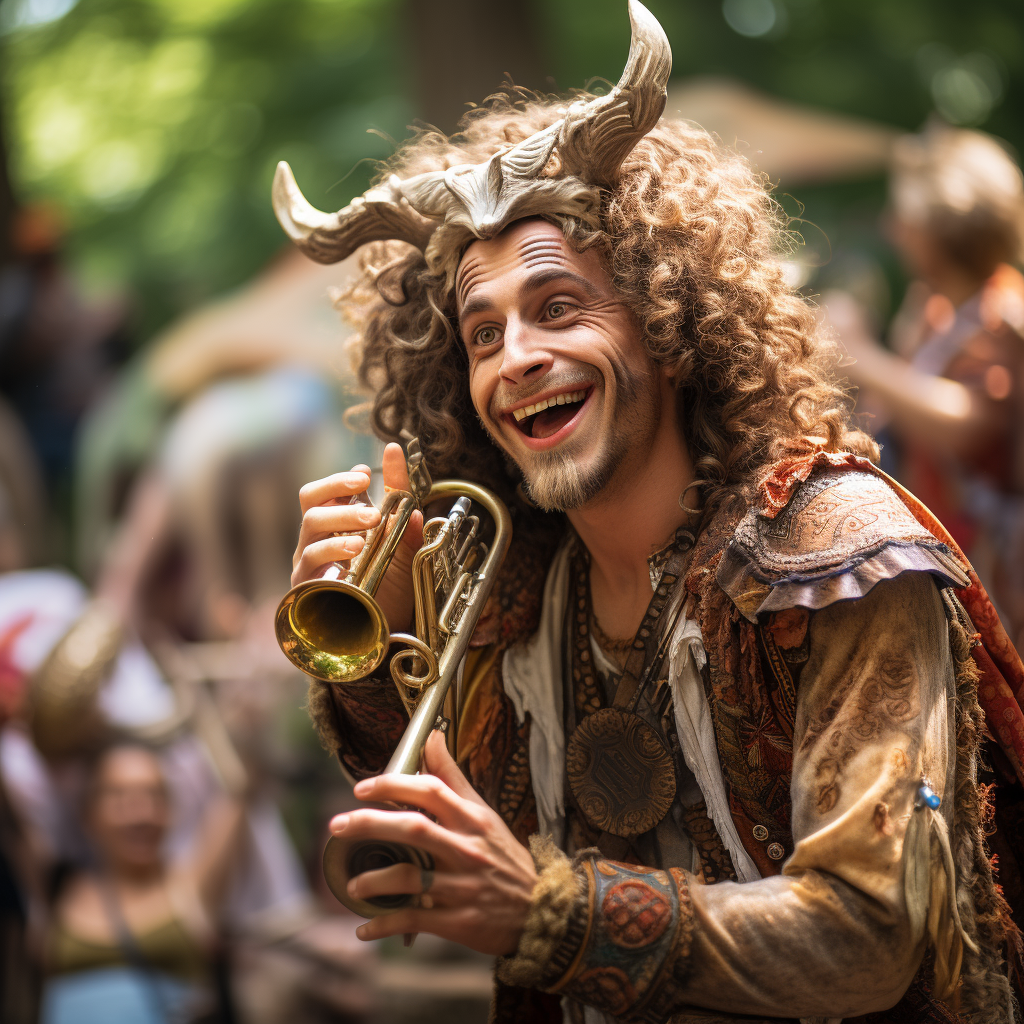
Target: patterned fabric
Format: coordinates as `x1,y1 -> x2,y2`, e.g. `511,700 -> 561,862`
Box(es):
543,855 -> 695,1024
718,460 -> 969,619
752,450 -> 1024,786
323,677 -> 407,780
689,561 -> 794,878
675,799 -> 736,884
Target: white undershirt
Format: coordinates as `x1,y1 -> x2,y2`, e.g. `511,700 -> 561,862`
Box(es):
501,540 -> 760,883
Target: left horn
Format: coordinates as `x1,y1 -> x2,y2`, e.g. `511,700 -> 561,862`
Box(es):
272,162 -> 436,264
557,0 -> 672,184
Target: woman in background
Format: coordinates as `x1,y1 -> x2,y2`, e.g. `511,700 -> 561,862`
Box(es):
42,743 -> 244,1024
827,123 -> 1024,648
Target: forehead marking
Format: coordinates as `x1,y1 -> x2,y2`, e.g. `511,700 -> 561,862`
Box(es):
458,233 -> 575,308
456,253 -> 487,310
516,236 -> 572,266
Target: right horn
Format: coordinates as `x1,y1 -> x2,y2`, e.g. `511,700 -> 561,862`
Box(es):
557,0 -> 673,184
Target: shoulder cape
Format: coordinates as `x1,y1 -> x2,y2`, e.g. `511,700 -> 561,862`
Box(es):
717,450 -> 1024,786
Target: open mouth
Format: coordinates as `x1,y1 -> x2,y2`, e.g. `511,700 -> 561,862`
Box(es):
510,388 -> 590,440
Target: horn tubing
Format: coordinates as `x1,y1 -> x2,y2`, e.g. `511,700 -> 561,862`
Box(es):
383,480 -> 511,776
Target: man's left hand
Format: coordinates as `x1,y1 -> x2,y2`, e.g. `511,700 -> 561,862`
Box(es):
329,730 -> 538,955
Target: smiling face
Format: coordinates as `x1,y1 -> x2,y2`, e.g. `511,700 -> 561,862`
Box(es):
87,746 -> 169,875
456,219 -> 664,511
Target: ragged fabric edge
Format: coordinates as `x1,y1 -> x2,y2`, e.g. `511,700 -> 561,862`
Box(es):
502,540 -> 573,844
945,613 -> 1021,1022
306,676 -> 344,755
496,834 -> 582,989
719,538 -> 969,622
667,614 -> 762,884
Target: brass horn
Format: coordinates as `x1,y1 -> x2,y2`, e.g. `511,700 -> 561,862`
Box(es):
274,440 -> 512,916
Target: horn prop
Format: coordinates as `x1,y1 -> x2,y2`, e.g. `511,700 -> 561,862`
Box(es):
272,162 -> 435,264
271,0 -> 672,264
557,0 -> 672,183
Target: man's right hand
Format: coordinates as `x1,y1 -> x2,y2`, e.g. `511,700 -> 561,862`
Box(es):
291,442 -> 424,636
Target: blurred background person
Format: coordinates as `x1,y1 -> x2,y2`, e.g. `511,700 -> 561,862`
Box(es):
42,742 -> 243,1024
826,125 -> 1024,648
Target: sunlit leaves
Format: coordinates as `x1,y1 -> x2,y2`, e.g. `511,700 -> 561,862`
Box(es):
3,0 -> 409,334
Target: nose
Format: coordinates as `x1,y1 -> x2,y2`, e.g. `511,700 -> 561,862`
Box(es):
499,315 -> 552,386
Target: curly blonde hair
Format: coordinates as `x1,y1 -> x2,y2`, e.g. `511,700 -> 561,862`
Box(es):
343,91 -> 877,529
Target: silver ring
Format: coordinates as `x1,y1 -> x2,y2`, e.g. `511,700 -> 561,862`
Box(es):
418,868 -> 435,909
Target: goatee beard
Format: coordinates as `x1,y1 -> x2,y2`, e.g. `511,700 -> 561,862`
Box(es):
521,435 -> 627,511
516,362 -> 658,513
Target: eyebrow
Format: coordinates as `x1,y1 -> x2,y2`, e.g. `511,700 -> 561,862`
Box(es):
457,268 -> 601,329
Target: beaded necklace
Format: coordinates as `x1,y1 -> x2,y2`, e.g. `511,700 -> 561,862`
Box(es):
564,531 -> 694,839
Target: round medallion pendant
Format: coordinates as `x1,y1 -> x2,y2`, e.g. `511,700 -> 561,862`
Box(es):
566,708 -> 676,838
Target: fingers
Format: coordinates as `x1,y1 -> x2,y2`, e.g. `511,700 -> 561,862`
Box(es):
347,864 -> 487,912
421,730 -> 488,807
347,861 -> 425,900
353,903 -> 522,955
296,502 -> 382,550
298,470 -> 372,515
291,535 -> 365,587
328,807 -> 473,866
382,442 -> 411,492
351,767 -> 484,832
354,905 -> 479,945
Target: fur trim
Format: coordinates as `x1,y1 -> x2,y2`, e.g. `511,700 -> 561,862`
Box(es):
305,678 -> 344,755
496,834 -> 583,989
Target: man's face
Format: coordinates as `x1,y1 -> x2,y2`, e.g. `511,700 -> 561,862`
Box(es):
456,219 -> 662,511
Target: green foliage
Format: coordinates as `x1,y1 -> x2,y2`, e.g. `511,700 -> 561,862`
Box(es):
539,0 -> 1023,318
2,0 -> 1021,339
3,0 -> 413,336
540,0 -> 1022,148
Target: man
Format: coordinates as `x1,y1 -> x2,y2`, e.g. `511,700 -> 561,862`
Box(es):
280,4 -> 1024,1021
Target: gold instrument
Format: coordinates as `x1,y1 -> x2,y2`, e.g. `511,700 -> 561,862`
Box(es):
274,440 -> 512,916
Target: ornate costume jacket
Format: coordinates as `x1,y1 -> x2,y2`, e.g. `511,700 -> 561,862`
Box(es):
307,453 -> 1024,1024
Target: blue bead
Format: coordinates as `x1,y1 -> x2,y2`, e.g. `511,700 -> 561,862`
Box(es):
918,784 -> 941,810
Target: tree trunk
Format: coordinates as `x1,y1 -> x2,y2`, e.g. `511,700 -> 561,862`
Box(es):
405,0 -> 549,135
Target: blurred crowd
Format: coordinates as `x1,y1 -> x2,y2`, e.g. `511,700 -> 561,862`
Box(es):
0,107 -> 1022,1023
0,215 -> 493,1022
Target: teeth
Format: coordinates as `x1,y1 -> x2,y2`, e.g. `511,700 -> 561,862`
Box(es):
512,390 -> 586,422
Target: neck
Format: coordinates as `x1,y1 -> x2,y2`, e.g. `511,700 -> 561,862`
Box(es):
927,264 -> 987,309
103,861 -> 164,888
566,377 -> 696,633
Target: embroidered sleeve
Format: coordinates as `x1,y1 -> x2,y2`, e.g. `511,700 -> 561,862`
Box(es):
675,571 -> 962,1018
498,840 -> 695,1023
505,572 -> 965,1020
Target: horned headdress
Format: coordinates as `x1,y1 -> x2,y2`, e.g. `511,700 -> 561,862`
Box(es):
272,0 -> 671,278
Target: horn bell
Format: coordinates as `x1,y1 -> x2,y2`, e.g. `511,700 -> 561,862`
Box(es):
272,161 -> 435,264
